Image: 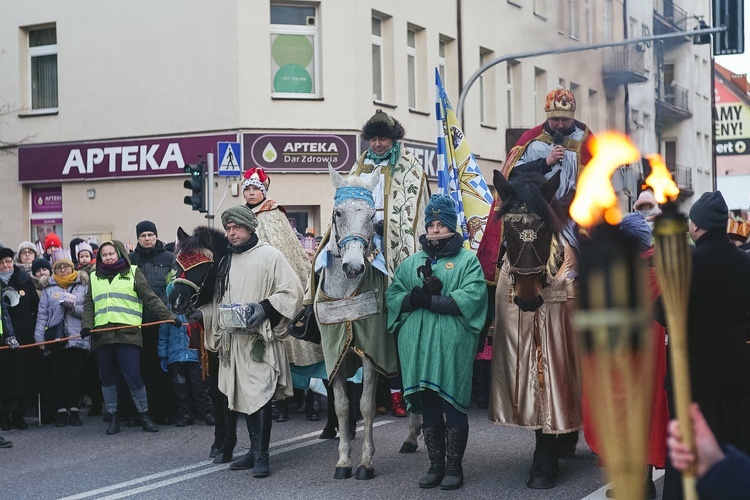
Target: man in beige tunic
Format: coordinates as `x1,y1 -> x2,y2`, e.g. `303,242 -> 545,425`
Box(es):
201,205 -> 302,478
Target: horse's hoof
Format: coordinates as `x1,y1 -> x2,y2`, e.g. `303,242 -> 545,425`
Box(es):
334,467 -> 352,479
399,441 -> 418,453
355,465 -> 375,480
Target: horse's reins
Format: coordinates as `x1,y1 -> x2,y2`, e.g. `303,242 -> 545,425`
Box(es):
503,212 -> 548,277
330,186 -> 376,254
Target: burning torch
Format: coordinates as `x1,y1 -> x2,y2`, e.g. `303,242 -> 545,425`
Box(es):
572,133 -> 658,500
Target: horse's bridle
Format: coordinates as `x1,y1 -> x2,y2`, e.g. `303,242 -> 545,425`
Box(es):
331,186 -> 376,254
502,212 -> 548,277
172,250 -> 214,312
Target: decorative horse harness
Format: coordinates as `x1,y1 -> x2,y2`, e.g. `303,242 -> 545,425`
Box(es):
502,207 -> 559,286
330,186 -> 376,255
173,250 -> 214,313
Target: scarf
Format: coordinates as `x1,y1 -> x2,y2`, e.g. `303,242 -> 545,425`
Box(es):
419,233 -> 464,262
215,233 -> 259,302
365,141 -> 401,167
96,257 -> 129,278
54,270 -> 78,289
0,269 -> 13,285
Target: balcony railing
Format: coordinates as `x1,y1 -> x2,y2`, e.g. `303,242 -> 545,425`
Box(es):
670,165 -> 693,193
658,80 -> 692,120
603,46 -> 648,86
654,0 -> 688,34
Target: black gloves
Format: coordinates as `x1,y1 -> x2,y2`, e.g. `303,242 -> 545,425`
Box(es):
374,220 -> 384,237
172,317 -> 182,328
186,310 -> 203,323
246,303 -> 267,330
80,328 -> 91,339
409,286 -> 432,311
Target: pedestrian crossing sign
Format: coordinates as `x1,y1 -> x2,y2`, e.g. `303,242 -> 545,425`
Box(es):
217,142 -> 242,177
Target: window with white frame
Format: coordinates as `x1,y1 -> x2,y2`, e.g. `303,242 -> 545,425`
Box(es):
479,48 -> 496,125
270,4 -> 320,97
585,0 -> 593,43
603,0 -> 613,42
28,25 -> 58,110
534,0 -> 548,18
507,61 -> 519,127
535,68 -> 547,124
407,28 -> 417,109
438,38 -> 447,84
568,0 -> 580,39
558,0 -> 567,33
372,17 -> 384,101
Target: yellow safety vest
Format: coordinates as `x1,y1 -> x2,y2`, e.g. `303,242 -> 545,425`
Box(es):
91,265 -> 143,327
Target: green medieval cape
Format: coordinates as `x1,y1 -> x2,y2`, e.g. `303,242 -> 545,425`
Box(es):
386,247 -> 487,413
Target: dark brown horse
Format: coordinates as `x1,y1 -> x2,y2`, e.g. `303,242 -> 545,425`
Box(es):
493,170 -> 564,312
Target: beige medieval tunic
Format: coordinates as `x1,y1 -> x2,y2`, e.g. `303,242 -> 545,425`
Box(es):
201,242 -> 303,415
251,199 -> 323,367
489,240 -> 582,434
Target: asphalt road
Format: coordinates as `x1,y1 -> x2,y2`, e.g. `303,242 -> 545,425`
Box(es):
4,406 -> 664,499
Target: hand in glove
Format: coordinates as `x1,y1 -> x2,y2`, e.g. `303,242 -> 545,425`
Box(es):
409,286 -> 433,311
80,328 -> 91,339
186,310 -> 203,324
373,220 -> 384,237
246,303 -> 267,330
159,358 -> 168,373
61,292 -> 78,310
5,336 -> 19,350
172,317 -> 182,328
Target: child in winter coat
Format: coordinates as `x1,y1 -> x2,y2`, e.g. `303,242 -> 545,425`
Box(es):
158,314 -> 214,427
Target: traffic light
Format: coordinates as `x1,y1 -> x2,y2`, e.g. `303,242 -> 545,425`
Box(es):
713,0 -> 744,55
183,162 -> 207,212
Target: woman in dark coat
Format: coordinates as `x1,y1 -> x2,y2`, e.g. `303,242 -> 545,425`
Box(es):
0,247 -> 40,430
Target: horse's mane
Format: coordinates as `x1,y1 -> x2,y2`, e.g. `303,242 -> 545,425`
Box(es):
496,173 -> 564,234
341,174 -> 371,189
175,225 -> 229,258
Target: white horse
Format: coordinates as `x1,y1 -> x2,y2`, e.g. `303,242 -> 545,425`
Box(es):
314,165 -> 419,479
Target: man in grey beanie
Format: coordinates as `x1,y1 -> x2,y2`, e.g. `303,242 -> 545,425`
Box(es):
663,190 -> 750,498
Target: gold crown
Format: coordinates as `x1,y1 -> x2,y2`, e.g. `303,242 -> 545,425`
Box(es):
727,218 -> 750,239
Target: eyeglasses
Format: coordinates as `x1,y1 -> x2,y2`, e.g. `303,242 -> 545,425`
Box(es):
20,249 -> 35,254
54,264 -> 72,272
139,233 -> 156,239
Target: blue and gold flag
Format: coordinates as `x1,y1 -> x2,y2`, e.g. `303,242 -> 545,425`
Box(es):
435,69 -> 493,251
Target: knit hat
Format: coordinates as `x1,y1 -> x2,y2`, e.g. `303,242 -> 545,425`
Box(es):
619,212 -> 653,252
544,86 -> 576,119
16,241 -> 37,260
136,220 -> 158,238
0,247 -> 14,261
689,191 -> 728,232
241,167 -> 270,196
424,194 -> 458,232
634,189 -> 662,218
362,109 -> 406,141
75,241 -> 94,259
221,205 -> 259,232
50,249 -> 74,271
31,257 -> 52,275
44,233 -> 63,251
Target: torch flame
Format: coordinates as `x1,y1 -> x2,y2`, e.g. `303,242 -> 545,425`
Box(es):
644,154 -> 680,203
570,132 -> 640,227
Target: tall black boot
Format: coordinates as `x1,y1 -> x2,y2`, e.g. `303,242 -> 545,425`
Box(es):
229,413 -> 256,470
556,430 -> 579,458
440,426 -> 469,490
275,399 -> 288,422
527,430 -> 558,489
139,411 -> 159,432
418,426 -> 446,488
214,409 -> 238,464
252,402 -> 273,478
106,411 -> 120,435
305,390 -> 319,421
319,381 -> 337,439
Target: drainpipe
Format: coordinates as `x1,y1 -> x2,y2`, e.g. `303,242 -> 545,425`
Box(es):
457,0 -> 464,95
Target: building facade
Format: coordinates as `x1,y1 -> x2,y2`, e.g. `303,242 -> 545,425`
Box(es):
0,0 -> 714,248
